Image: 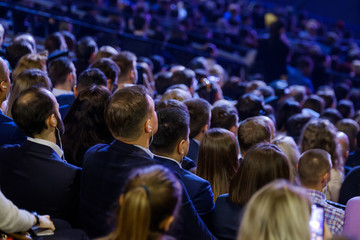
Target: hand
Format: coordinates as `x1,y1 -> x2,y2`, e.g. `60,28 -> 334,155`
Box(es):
38,215 -> 55,231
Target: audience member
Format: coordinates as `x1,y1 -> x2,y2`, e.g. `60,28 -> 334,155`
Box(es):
11,52 -> 48,80
336,119 -> 360,153
111,51 -> 138,88
298,149 -> 345,235
0,87 -> 81,225
210,103 -> 239,136
5,40 -> 33,71
236,93 -> 265,121
74,36 -> 98,77
320,108 -> 343,125
76,68 -> 107,96
91,58 -> 120,93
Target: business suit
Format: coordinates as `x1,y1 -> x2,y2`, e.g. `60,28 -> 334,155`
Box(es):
81,140 -> 216,240
0,140 -> 81,225
0,111 -> 25,147
56,94 -> 75,119
187,138 -> 200,163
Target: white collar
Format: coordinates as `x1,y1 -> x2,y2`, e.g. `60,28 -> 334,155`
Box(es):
134,145 -> 154,158
155,154 -> 182,168
192,138 -> 200,145
27,137 -> 64,158
52,88 -> 74,97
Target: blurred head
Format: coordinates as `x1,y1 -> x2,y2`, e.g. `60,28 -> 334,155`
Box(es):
5,40 -> 33,70
76,36 -> 98,63
12,52 -> 48,80
48,57 -> 76,89
91,58 -> 121,92
336,119 -> 359,152
184,98 -> 211,139
112,51 -> 137,84
76,68 -> 107,95
211,104 -> 239,135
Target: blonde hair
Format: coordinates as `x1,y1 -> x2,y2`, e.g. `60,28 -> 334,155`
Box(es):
109,165 -> 182,240
12,52 -> 48,80
237,180 -> 311,240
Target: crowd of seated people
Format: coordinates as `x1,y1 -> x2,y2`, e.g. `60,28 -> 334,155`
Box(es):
2,1 -> 360,240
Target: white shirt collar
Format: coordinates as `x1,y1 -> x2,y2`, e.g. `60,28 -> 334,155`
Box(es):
52,88 -> 74,97
192,138 -> 200,145
134,145 -> 154,158
154,154 -> 182,168
27,137 -> 64,158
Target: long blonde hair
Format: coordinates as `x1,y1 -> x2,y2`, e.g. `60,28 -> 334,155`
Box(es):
109,165 -> 182,240
237,180 -> 311,240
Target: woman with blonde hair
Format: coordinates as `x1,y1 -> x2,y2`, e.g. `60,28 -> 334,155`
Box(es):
237,180 -> 311,240
11,52 -> 48,80
196,128 -> 239,201
300,119 -> 344,202
103,165 -> 182,240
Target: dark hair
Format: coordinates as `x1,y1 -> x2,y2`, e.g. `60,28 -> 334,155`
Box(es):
302,95 -> 325,114
285,113 -> 312,142
269,20 -> 285,39
298,149 -> 332,187
111,51 -> 137,80
238,116 -> 272,154
184,98 -> 211,139
337,100 -> 354,119
155,99 -> 188,113
12,87 -> 55,137
48,57 -> 75,87
229,143 -> 290,205
211,104 -> 238,131
63,86 -> 113,166
171,69 -> 195,89
317,90 -> 336,109
91,58 -> 120,84
76,36 -> 98,61
110,165 -> 182,240
276,100 -> 301,131
320,108 -> 343,125
133,15 -> 146,31
152,108 -> 190,155
60,31 -> 76,52
236,93 -> 265,121
5,40 -> 33,70
155,71 -> 172,95
105,85 -> 150,140
44,32 -> 66,53
336,119 -> 360,152
196,128 -> 239,200
77,68 -> 107,93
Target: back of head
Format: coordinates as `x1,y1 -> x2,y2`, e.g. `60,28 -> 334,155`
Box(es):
7,69 -> 52,118
230,143 -> 290,205
160,88 -> 192,102
152,107 -> 190,155
91,58 -> 120,84
236,93 -> 265,121
105,85 -> 150,141
298,149 -> 332,188
44,32 -> 67,54
211,104 -> 238,131
197,128 -> 239,200
302,95 -> 325,114
111,165 -> 182,240
276,100 -> 301,131
171,68 -> 195,89
155,99 -> 189,112
336,118 -> 360,152
238,116 -> 272,154
48,57 -> 75,87
300,119 -> 342,171
155,71 -> 172,95
77,68 -> 107,93
285,113 -> 312,142
5,40 -> 33,70
317,89 -> 336,109
94,46 -> 119,62
12,52 -> 48,80
237,180 -> 311,240
12,87 -> 55,137
337,100 -> 354,118
60,31 -> 76,53
76,36 -> 98,61
320,108 -> 343,125
111,51 -> 137,82
184,98 -> 211,139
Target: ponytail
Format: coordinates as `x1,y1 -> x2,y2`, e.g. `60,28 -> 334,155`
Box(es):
112,187 -> 151,240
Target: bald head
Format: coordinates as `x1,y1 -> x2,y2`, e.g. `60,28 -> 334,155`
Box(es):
298,149 -> 332,188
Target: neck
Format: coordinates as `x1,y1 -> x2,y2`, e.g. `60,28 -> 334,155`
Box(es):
54,84 -> 73,92
302,184 -> 323,192
117,136 -> 150,149
153,149 -> 182,163
33,130 -> 57,144
194,133 -> 203,142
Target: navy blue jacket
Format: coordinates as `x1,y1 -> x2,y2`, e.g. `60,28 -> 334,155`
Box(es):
339,166 -> 360,205
187,138 -> 200,163
0,140 -> 81,225
0,111 -> 25,147
56,94 -> 75,119
80,140 -> 216,240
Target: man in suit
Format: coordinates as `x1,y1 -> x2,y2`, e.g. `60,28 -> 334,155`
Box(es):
81,86 -> 215,239
0,87 -> 81,225
184,98 -> 211,163
151,105 -> 215,226
0,58 -> 25,146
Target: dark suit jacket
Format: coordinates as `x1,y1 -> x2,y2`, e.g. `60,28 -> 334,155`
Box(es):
0,112 -> 25,147
56,94 -> 75,119
187,138 -> 200,163
81,140 -> 215,240
0,140 -> 81,225
339,166 -> 360,205
154,155 -> 214,216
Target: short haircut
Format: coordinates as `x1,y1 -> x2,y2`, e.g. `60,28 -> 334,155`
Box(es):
337,99 -> 354,118
211,104 -> 238,131
111,51 -> 136,79
105,85 -> 150,140
285,113 -> 312,142
317,89 -> 336,109
155,71 -> 172,95
320,108 -> 343,125
12,87 -> 55,137
77,68 -> 107,93
91,58 -> 120,84
336,119 -> 360,152
276,100 -> 301,131
298,149 -> 332,187
160,88 -> 192,102
48,57 -> 75,86
76,36 -> 98,61
155,99 -> 188,113
302,95 -> 325,114
152,107 -> 190,155
11,52 -> 48,80
184,98 -> 211,139
171,69 -> 195,89
5,40 -> 33,70
238,116 -> 272,153
236,93 -> 265,121
44,32 -> 66,53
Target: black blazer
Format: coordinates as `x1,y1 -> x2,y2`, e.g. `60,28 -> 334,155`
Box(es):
187,138 -> 200,163
0,112 -> 25,147
0,140 -> 81,225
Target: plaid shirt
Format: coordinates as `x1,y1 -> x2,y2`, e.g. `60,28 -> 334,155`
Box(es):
306,189 -> 345,235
